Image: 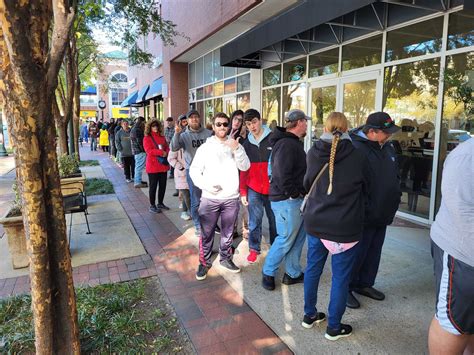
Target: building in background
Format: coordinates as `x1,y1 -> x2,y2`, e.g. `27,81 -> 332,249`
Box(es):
125,0 -> 474,225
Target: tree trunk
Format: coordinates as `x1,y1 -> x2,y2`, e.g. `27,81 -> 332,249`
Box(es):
53,98 -> 69,156
73,76 -> 81,158
0,2 -> 80,354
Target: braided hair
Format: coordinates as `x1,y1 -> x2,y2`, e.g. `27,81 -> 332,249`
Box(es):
324,112 -> 349,195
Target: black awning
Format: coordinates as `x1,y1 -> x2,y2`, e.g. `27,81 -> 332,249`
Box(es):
221,0 -> 473,68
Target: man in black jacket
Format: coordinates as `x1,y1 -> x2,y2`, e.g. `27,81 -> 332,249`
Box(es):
130,116 -> 148,188
262,109 -> 309,291
347,112 -> 401,309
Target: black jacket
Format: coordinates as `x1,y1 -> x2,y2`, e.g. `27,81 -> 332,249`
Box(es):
130,124 -> 145,154
269,127 -> 306,202
350,129 -> 402,226
303,139 -> 369,243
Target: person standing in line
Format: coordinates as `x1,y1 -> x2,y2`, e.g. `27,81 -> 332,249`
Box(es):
115,120 -> 135,183
130,116 -> 148,188
171,110 -> 212,237
167,147 -> 191,221
347,112 -> 401,309
178,114 -> 188,131
164,116 -> 175,179
143,119 -> 170,213
261,109 -> 309,291
88,121 -> 98,151
428,138 -> 473,355
240,108 -> 276,263
108,118 -> 117,157
190,112 -> 250,280
114,118 -> 123,162
301,112 -> 370,341
99,123 -> 109,152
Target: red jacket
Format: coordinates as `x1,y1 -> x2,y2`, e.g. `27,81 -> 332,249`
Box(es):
143,132 -> 170,173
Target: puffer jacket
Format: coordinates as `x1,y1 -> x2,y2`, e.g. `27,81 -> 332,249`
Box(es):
168,149 -> 189,190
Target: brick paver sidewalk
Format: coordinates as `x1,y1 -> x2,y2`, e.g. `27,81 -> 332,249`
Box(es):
0,146 -> 292,355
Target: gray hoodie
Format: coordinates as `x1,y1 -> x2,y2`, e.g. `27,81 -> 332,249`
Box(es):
115,129 -> 133,157
171,126 -> 212,168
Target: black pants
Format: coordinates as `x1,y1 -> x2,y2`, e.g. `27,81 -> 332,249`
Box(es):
148,172 -> 167,206
122,156 -> 135,180
102,145 -> 109,152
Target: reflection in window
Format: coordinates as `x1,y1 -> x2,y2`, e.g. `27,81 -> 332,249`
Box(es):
224,78 -> 236,94
204,100 -> 214,124
448,12 -> 474,50
282,84 -> 306,115
214,98 -> 223,113
386,17 -> 443,62
262,88 -> 281,126
237,74 -> 250,92
383,58 -> 441,219
204,52 -> 213,84
283,58 -> 307,83
189,61 -> 195,88
195,57 -> 204,87
214,81 -> 224,97
311,86 -> 336,139
263,65 -> 281,87
111,88 -> 128,106
342,35 -> 382,71
224,66 -> 236,79
309,48 -> 339,78
110,73 -> 128,83
343,80 -> 376,128
204,84 -> 213,99
237,93 -> 250,111
196,87 -> 203,100
196,101 -> 204,119
213,49 -> 223,81
237,67 -> 250,75
223,96 -> 236,116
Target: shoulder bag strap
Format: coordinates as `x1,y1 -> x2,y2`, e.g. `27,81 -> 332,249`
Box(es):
300,163 -> 329,214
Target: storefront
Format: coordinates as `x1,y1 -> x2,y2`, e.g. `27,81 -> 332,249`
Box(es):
189,1 -> 473,224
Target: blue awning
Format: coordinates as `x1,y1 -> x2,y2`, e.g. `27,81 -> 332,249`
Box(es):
145,77 -> 163,100
120,91 -> 138,107
81,86 -> 97,95
135,85 -> 150,104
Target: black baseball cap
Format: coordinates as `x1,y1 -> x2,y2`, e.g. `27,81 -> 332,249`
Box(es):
285,109 -> 311,122
178,114 -> 187,121
187,109 -> 200,118
365,112 -> 400,134
244,109 -> 261,121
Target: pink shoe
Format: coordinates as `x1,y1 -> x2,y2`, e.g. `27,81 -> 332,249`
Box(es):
247,250 -> 258,263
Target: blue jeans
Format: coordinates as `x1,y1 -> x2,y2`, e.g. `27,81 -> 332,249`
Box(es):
304,235 -> 359,330
186,169 -> 202,231
90,137 -> 97,151
262,198 -> 306,278
134,152 -> 146,185
248,188 -> 277,253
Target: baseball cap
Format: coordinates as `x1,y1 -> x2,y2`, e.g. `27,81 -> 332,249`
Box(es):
285,109 -> 311,122
187,109 -> 200,118
365,112 -> 400,134
178,114 -> 187,121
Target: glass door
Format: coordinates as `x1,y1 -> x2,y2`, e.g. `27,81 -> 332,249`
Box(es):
308,79 -> 338,145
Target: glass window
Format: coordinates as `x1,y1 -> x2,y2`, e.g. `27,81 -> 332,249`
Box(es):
204,100 -> 214,124
204,84 -> 213,99
237,67 -> 250,75
448,12 -> 474,50
223,95 -> 236,116
196,101 -> 204,118
263,65 -> 281,87
224,78 -> 236,94
214,97 -> 223,113
237,93 -> 251,111
343,79 -> 376,128
237,74 -> 250,92
311,85 -> 337,139
342,35 -> 382,71
204,53 -> 213,84
386,17 -> 443,62
111,88 -> 128,106
262,88 -> 281,126
224,66 -> 236,78
282,83 -> 306,114
110,73 -> 128,83
309,48 -> 339,78
383,58 -> 441,219
195,57 -> 204,87
189,61 -> 196,88
213,49 -> 223,81
196,87 -> 203,100
437,52 -> 473,211
214,81 -> 224,97
283,58 -> 307,83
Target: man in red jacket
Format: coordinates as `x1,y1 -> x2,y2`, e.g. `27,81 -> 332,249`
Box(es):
240,109 -> 277,263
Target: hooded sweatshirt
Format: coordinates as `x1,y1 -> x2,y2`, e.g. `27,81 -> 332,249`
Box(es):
269,127 -> 307,202
170,125 -> 212,168
190,136 -> 250,200
350,128 -> 401,226
303,134 -> 370,243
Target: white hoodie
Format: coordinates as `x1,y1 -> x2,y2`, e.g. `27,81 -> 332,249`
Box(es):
190,136 -> 250,200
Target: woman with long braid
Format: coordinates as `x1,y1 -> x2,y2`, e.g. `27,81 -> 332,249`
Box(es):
300,112 -> 370,341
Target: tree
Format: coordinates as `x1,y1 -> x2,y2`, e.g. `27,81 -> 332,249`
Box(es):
0,1 -> 80,353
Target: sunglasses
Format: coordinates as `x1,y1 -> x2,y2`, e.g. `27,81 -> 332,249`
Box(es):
214,122 -> 229,128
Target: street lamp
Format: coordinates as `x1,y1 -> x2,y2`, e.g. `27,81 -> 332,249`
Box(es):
0,109 -> 8,157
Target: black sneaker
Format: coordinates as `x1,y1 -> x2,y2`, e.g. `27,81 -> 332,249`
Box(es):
282,272 -> 304,285
353,286 -> 385,301
196,264 -> 209,281
220,259 -> 240,273
149,205 -> 162,214
301,312 -> 326,329
172,191 -> 179,197
325,324 -> 353,341
346,291 -> 360,309
262,274 -> 275,291
157,203 -> 170,211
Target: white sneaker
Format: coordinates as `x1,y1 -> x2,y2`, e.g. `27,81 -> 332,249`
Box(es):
180,212 -> 191,221
178,202 -> 183,209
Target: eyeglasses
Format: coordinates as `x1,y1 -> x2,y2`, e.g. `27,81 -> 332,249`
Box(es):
214,122 -> 229,128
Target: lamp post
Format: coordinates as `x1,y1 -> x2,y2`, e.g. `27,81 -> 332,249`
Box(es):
0,109 -> 8,157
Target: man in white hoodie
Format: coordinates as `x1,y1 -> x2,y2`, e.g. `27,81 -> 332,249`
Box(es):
190,112 -> 250,280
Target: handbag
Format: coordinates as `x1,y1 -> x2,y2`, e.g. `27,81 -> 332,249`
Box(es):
300,163 -> 328,214
150,134 -> 169,166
